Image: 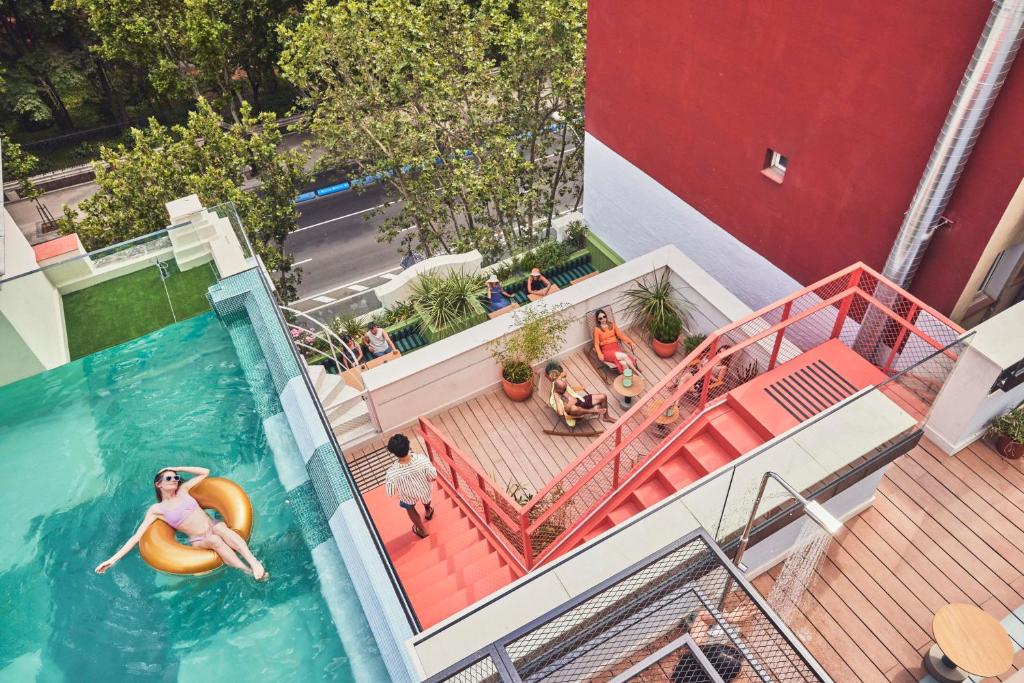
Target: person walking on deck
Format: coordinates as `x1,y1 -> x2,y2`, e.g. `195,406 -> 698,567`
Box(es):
384,434 -> 437,539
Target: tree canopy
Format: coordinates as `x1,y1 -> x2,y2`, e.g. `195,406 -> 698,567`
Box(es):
58,99 -> 307,300
279,0 -> 585,262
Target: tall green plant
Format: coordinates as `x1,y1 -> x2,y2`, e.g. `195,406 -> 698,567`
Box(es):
618,271 -> 691,343
410,270 -> 486,333
489,304 -> 571,384
992,406 -> 1024,443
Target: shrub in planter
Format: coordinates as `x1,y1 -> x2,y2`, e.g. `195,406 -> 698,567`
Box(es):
990,406 -> 1024,459
489,304 -> 571,401
618,271 -> 691,357
683,333 -> 707,355
410,270 -> 488,342
564,221 -> 588,250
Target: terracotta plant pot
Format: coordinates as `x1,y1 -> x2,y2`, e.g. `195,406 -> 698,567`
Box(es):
501,376 -> 534,402
651,337 -> 680,358
996,434 -> 1024,460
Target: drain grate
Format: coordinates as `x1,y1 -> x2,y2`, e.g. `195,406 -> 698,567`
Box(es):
347,446 -> 395,493
763,360 -> 858,422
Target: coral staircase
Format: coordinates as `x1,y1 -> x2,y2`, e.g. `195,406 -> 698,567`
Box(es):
362,483 -> 525,628
554,399 -> 771,557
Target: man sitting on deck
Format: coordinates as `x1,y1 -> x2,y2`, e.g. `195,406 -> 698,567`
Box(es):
553,379 -> 615,423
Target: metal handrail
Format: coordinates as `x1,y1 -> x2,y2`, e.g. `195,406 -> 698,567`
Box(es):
287,322 -> 344,370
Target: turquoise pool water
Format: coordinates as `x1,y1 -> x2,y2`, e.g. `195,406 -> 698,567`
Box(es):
0,313 -> 359,682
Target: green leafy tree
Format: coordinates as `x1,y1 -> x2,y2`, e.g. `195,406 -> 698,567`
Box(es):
57,0 -> 296,120
279,0 -> 585,262
57,98 -> 307,300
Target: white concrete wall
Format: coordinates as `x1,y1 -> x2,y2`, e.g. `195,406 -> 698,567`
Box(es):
0,207 -> 68,385
583,133 -> 801,311
925,302 -> 1024,453
411,388 -> 915,676
362,245 -> 756,435
376,250 -> 483,308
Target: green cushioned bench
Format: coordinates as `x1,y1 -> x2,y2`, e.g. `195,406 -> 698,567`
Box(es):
390,322 -> 428,354
501,252 -> 596,300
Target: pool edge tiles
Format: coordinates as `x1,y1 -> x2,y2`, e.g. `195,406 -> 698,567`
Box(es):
208,269 -> 418,683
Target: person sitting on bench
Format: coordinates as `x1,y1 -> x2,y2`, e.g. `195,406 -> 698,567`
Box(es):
485,274 -> 513,312
526,268 -> 555,301
364,322 -> 396,359
553,379 -> 615,423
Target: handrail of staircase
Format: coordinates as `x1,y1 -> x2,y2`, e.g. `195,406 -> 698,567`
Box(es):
520,269 -> 966,567
418,417 -> 528,573
280,305 -> 353,370
286,322 -> 345,371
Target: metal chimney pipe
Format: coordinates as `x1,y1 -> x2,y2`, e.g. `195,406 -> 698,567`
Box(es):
881,0 -> 1024,289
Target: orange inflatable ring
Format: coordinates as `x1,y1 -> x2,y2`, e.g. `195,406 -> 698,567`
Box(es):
138,477 -> 253,575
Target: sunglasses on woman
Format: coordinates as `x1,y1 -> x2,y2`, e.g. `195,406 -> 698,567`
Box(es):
162,474 -> 181,482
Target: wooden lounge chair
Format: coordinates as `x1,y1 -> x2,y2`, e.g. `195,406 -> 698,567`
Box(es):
544,384 -> 603,437
587,346 -> 620,386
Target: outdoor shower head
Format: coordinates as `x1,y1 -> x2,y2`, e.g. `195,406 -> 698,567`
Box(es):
802,500 -> 843,536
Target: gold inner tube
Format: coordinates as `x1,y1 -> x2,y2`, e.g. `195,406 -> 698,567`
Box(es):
139,477 -> 253,575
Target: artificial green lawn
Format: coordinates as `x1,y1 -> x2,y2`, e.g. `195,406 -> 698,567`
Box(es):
63,260 -> 218,360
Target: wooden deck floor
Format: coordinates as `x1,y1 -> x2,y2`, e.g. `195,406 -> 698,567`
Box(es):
752,437 -> 1024,683
344,337 -> 679,496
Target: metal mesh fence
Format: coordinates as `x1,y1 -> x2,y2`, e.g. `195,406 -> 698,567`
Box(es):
427,530 -> 828,683
415,264 -> 966,572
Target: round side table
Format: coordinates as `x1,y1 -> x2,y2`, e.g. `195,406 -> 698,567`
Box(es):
926,603 -> 1013,682
612,374 -> 646,411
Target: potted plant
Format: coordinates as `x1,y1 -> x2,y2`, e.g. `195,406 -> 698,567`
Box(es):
490,304 -> 571,401
682,333 -> 707,355
990,406 -> 1024,459
619,271 -> 691,358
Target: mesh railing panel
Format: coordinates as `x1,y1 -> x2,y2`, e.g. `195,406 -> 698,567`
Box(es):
415,265 -> 966,572
499,534 -> 822,683
435,653 -> 502,683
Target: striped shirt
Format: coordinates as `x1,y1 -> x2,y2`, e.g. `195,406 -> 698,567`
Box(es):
385,453 -> 437,504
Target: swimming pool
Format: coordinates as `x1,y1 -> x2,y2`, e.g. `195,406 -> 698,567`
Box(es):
0,312 -> 380,681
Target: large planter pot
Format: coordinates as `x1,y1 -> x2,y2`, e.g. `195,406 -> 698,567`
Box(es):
501,376 -> 534,402
651,337 -> 680,358
995,434 -> 1024,460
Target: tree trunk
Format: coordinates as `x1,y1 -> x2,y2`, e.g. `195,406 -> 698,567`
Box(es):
37,76 -> 74,130
94,58 -> 129,125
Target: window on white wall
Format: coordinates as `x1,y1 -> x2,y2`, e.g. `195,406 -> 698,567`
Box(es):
762,149 -> 788,183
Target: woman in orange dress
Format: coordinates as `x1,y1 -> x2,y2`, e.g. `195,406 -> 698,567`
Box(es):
592,309 -> 641,374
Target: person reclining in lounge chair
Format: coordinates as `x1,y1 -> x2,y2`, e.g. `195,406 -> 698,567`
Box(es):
553,379 -> 615,423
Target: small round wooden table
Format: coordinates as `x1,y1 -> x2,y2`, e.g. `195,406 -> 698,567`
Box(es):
612,374 -> 646,411
644,399 -> 682,433
926,603 -> 1014,682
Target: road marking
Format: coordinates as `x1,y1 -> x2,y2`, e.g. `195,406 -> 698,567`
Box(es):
294,258 -> 313,265
380,273 -> 397,280
291,203 -> 391,233
347,284 -> 368,292
312,295 -> 336,304
290,266 -> 403,304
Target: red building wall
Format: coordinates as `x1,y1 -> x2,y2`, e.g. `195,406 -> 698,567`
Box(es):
585,0 -> 1024,313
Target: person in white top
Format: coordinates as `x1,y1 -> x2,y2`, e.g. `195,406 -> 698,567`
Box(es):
364,322 -> 396,359
384,434 -> 437,538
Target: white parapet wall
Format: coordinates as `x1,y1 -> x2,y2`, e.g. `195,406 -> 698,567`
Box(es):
360,245 -> 770,437
925,301 -> 1024,453
0,206 -> 69,385
410,386 -> 916,676
375,250 -> 483,308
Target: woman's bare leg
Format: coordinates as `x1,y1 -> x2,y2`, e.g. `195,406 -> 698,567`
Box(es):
194,536 -> 251,575
615,352 -> 639,374
212,523 -> 267,579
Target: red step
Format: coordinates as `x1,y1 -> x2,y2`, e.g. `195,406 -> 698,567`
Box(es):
706,409 -> 766,457
631,475 -> 674,508
681,433 -> 733,473
659,456 -> 705,489
606,495 -> 644,525
468,565 -> 519,601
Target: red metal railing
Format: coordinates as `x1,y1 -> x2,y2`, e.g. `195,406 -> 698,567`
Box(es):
419,264 -> 965,570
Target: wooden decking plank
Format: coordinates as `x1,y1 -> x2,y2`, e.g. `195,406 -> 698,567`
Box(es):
825,530 -> 933,647
878,475 -> 1024,611
960,440 -> 1024,514
763,566 -> 891,682
855,505 -> 981,608
916,442 -> 1024,539
893,456 -> 1024,575
813,552 -> 925,669
464,396 -> 547,494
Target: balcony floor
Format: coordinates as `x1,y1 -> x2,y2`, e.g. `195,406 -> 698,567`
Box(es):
752,437 -> 1024,683
346,336 -> 680,495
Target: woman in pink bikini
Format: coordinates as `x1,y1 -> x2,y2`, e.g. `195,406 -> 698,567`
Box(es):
94,467 -> 268,581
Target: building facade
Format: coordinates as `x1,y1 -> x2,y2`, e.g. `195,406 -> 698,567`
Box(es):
583,0 -> 1024,324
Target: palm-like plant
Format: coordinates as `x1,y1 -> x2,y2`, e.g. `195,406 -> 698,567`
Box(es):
410,270 -> 487,335
618,271 -> 691,343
